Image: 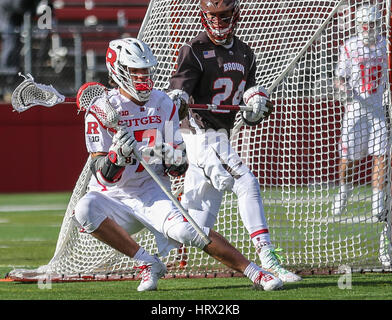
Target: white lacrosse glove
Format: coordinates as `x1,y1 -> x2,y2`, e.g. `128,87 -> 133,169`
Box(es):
167,89 -> 190,120
242,85 -> 273,125
108,128 -> 137,166
143,141 -> 188,177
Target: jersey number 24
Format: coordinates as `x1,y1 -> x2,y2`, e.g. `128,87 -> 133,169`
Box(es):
212,78 -> 246,107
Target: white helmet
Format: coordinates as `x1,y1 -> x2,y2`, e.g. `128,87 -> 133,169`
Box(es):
106,38 -> 157,102
356,3 -> 382,45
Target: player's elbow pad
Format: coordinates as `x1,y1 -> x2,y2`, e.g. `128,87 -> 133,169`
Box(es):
90,155 -> 125,186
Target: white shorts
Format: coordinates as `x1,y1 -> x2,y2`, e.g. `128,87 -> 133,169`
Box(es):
181,130 -> 250,227
340,100 -> 388,160
74,179 -> 185,256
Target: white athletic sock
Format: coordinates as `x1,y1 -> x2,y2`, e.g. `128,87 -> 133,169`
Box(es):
372,188 -> 385,216
133,247 -> 155,264
340,182 -> 353,195
244,262 -> 263,282
251,230 -> 271,253
233,172 -> 269,236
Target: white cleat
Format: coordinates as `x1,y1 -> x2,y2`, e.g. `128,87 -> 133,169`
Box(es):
253,270 -> 284,291
135,255 -> 167,292
379,224 -> 392,268
372,189 -> 385,220
259,245 -> 302,283
332,191 -> 350,216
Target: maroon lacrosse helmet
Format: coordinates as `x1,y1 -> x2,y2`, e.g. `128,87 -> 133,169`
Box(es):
200,0 -> 240,45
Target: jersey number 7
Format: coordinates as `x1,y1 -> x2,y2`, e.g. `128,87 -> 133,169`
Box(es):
133,128 -> 157,172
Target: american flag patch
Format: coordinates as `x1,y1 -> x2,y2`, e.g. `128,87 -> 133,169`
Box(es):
203,50 -> 215,59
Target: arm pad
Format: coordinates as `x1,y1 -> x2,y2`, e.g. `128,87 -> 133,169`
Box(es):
90,155 -> 125,186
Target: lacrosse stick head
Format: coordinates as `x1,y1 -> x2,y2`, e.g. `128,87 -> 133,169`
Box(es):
76,82 -> 120,129
11,73 -> 65,113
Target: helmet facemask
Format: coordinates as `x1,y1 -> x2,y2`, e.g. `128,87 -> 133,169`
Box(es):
116,64 -> 156,102
200,0 -> 239,45
356,4 -> 382,46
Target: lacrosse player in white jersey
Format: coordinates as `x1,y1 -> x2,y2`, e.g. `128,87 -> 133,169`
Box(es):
333,3 -> 391,267
332,3 -> 388,221
73,37 -> 283,292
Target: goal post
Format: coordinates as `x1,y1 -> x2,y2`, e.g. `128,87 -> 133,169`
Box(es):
7,0 -> 392,282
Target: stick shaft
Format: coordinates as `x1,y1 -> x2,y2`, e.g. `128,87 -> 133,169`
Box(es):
61,98 -> 252,112
189,104 -> 252,111
131,148 -> 212,246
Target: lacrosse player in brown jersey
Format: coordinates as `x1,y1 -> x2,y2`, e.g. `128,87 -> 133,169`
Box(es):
168,0 -> 301,282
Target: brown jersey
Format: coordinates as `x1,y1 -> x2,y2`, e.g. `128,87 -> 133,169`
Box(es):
169,31 -> 257,133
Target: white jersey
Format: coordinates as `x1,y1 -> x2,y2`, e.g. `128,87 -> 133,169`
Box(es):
84,88 -> 181,197
336,35 -> 387,106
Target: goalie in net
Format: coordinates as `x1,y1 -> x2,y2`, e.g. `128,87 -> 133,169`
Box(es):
167,0 -> 301,282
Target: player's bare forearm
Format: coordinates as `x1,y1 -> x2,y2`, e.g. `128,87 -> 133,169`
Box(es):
91,152 -> 108,158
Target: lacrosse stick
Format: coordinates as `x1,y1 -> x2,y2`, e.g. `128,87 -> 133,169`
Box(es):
10,74 -> 264,117
11,73 -> 75,113
11,74 -> 250,114
76,83 -> 212,246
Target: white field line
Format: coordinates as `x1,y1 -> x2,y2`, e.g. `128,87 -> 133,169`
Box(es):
0,194 -> 375,225
307,216 -> 380,224
6,238 -> 49,242
0,204 -> 66,212
224,194 -> 378,224
0,238 -> 51,250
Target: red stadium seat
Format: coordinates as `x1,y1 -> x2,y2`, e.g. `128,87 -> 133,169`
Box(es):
54,7 -> 147,22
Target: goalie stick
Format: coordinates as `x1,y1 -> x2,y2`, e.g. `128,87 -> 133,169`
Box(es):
10,74 -> 252,113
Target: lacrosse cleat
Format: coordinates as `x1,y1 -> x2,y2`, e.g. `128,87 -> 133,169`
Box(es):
253,270 -> 283,291
372,189 -> 385,220
332,185 -> 353,216
259,245 -> 302,283
135,255 -> 167,292
379,225 -> 392,268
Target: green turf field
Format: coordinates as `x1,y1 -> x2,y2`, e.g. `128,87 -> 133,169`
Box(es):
0,192 -> 391,301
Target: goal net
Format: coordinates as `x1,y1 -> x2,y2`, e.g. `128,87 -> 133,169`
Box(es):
8,0 -> 392,282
